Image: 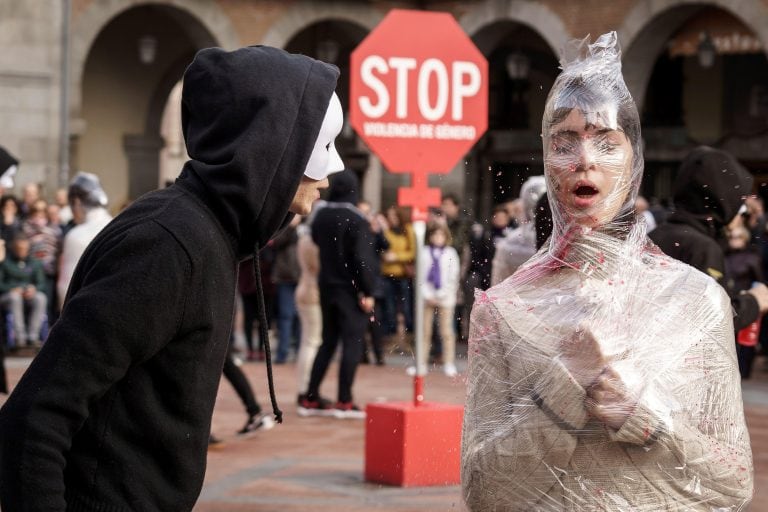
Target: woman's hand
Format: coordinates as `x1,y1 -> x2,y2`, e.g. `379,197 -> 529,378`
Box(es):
559,326 -> 606,388
585,366 -> 637,431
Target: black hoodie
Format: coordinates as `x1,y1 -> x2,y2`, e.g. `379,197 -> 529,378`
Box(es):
311,170 -> 377,295
0,46 -> 338,511
650,146 -> 758,330
0,146 -> 18,177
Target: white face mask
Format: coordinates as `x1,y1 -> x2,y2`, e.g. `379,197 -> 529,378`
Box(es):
0,165 -> 17,189
303,92 -> 345,180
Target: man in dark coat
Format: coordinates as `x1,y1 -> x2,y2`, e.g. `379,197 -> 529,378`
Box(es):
0,46 -> 345,511
300,170 -> 377,418
650,146 -> 768,331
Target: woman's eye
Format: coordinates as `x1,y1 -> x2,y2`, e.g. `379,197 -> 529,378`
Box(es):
595,137 -> 618,153
552,141 -> 572,155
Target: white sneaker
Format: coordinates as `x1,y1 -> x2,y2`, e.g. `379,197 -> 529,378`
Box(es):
443,364 -> 458,377
333,402 -> 366,419
237,413 -> 275,436
405,365 -> 416,376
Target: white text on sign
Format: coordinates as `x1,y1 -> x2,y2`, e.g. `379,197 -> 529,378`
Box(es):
358,56 -> 482,122
363,122 -> 477,140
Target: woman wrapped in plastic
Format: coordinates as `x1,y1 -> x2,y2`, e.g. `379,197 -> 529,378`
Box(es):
461,32 -> 753,511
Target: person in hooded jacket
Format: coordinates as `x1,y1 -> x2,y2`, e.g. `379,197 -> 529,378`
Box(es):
491,175 -> 547,285
0,46 -> 345,511
650,146 -> 768,331
299,170 -> 377,419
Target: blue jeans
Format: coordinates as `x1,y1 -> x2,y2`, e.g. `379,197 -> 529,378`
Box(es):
381,277 -> 413,335
275,283 -> 299,362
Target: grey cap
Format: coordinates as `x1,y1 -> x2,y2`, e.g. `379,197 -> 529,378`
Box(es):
69,172 -> 108,208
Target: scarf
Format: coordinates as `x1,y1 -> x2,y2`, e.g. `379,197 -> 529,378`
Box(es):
428,246 -> 443,289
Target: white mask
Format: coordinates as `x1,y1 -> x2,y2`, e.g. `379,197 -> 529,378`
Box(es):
303,92 -> 345,180
0,165 -> 17,189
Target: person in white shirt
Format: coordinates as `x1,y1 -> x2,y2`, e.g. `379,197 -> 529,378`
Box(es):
56,173 -> 112,310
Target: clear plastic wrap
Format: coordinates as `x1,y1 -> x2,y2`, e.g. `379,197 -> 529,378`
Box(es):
461,32 -> 753,511
491,176 -> 547,286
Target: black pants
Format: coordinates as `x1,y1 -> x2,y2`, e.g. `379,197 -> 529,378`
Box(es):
241,293 -> 264,352
222,350 -> 260,416
308,288 -> 368,404
737,344 -> 756,380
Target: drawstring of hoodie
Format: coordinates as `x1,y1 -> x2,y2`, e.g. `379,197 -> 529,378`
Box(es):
252,242 -> 283,424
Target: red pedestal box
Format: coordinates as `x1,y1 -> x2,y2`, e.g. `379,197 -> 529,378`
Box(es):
364,401 -> 464,487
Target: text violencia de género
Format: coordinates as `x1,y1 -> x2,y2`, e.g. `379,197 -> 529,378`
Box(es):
363,122 -> 476,140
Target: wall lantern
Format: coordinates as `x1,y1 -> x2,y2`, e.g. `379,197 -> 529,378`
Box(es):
697,32 -> 716,68
505,51 -> 530,80
138,35 -> 158,65
316,39 -> 340,64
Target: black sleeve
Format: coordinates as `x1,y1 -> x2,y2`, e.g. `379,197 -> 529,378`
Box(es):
375,232 -> 390,253
751,255 -> 764,284
0,223 -> 191,511
351,220 -> 378,297
732,293 -> 759,332
687,241 -> 759,331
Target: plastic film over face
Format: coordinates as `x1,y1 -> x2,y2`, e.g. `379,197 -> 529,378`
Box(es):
461,32 -> 753,512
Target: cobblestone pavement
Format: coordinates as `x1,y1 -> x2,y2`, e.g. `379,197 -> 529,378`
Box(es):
4,348 -> 768,511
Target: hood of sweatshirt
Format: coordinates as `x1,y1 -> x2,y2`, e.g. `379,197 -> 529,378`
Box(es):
327,169 -> 359,204
175,46 -> 339,257
671,146 -> 753,237
0,146 -> 18,177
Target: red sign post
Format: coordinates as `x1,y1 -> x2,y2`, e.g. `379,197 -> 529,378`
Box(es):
350,8 -> 488,221
352,9 -> 488,488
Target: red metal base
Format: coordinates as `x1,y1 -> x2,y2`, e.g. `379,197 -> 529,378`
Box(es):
364,401 -> 464,487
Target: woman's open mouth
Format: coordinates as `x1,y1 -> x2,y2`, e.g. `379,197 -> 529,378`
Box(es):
572,181 -> 599,208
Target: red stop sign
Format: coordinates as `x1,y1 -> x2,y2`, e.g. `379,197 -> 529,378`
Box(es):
350,9 -> 488,177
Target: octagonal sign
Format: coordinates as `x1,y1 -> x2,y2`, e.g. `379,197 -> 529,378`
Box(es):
350,9 -> 488,176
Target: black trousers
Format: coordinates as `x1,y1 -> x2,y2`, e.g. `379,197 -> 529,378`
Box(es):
308,288 -> 368,404
737,344 -> 756,380
241,293 -> 267,352
222,349 -> 260,416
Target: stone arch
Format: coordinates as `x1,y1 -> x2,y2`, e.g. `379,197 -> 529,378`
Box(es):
459,0 -> 571,57
260,1 -> 383,48
70,0 -> 239,116
72,1 -> 239,205
619,0 -> 768,110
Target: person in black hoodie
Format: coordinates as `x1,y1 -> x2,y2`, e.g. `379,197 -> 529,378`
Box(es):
0,146 -> 19,197
299,170 -> 377,419
0,46 -> 345,511
650,146 -> 768,331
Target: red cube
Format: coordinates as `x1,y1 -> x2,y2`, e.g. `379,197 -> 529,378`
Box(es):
365,401 -> 464,487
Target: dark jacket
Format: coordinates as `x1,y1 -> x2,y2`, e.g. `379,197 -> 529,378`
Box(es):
726,249 -> 763,294
271,225 -> 300,284
650,146 -> 759,331
0,253 -> 45,293
311,170 -> 377,296
0,46 -> 339,511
